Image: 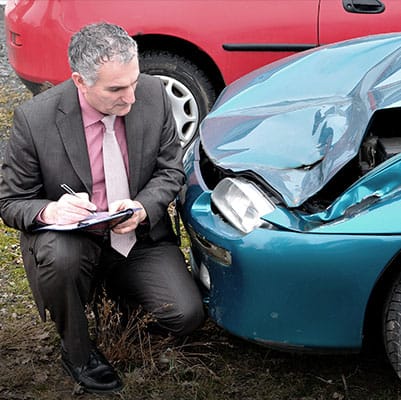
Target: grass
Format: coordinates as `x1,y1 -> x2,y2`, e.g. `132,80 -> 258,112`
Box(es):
1,74 -> 401,400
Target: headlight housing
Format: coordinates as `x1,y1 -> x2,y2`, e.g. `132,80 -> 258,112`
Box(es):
211,177 -> 275,233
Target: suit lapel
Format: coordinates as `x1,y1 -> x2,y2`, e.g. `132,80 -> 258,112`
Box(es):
54,79 -> 147,197
56,80 -> 93,193
124,98 -> 144,196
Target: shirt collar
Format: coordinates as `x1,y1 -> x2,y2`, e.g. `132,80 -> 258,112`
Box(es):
78,90 -> 105,128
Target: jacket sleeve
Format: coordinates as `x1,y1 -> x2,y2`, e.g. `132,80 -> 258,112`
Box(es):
0,105 -> 50,231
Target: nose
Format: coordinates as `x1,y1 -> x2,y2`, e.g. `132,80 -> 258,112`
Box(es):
122,85 -> 136,104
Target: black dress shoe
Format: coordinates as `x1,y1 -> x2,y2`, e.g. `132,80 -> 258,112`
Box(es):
61,346 -> 123,393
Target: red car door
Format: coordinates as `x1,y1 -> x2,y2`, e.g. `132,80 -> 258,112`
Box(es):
319,0 -> 401,45
58,0 -> 320,85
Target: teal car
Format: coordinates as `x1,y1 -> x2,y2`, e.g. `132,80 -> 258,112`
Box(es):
179,33 -> 401,380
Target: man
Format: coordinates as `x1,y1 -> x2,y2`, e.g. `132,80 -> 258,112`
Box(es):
0,23 -> 204,394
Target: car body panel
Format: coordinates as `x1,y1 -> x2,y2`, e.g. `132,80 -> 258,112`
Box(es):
5,0 -> 401,87
4,0 -> 318,86
182,154 -> 401,349
6,0 -> 401,151
202,33 -> 401,208
319,0 -> 401,45
179,32 -> 401,351
59,0 -> 319,85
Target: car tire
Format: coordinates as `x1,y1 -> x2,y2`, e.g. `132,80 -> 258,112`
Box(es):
139,50 -> 218,150
383,273 -> 401,379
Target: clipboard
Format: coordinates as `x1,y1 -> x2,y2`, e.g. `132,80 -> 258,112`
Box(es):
34,208 -> 140,232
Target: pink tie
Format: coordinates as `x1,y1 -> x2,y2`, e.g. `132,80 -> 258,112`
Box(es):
102,115 -> 136,257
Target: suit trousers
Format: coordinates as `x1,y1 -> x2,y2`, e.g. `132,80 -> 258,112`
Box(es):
21,230 -> 205,366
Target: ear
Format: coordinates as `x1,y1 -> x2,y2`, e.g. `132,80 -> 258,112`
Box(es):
71,72 -> 88,93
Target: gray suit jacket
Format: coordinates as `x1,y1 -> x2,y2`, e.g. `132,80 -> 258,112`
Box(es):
0,74 -> 185,319
0,74 -> 184,239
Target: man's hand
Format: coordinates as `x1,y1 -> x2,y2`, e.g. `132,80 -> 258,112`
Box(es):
41,193 -> 97,225
108,199 -> 147,234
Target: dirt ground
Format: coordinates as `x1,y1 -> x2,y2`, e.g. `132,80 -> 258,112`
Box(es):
1,232 -> 401,400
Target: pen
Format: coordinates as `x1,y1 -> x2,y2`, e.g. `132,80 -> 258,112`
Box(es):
60,184 -> 96,214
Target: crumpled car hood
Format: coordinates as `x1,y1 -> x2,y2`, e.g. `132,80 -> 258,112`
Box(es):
200,33 -> 401,207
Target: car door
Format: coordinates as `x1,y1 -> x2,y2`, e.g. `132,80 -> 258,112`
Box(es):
319,0 -> 401,45
209,0 -> 320,84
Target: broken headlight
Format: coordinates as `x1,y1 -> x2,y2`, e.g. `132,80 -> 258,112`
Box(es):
211,177 -> 275,234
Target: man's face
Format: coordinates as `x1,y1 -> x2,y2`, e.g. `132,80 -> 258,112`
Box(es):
73,57 -> 140,116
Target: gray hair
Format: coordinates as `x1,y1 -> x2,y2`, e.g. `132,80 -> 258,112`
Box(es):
68,22 -> 138,86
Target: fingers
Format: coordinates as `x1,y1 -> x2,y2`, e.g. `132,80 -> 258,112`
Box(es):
108,199 -> 130,214
109,200 -> 146,220
60,193 -> 96,214
42,193 -> 96,225
112,214 -> 139,233
108,199 -> 146,233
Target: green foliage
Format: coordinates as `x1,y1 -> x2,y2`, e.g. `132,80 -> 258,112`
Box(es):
0,222 -> 34,320
0,84 -> 31,139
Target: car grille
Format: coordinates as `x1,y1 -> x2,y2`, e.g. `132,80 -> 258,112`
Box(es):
198,141 -> 283,204
199,141 -> 230,190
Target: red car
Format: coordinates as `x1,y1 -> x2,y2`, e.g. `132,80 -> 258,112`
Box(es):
5,0 -> 401,148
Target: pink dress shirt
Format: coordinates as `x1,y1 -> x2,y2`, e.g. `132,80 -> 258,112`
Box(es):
78,91 -> 130,211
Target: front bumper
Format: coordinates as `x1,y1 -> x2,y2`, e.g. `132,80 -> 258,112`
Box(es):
180,142 -> 401,351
